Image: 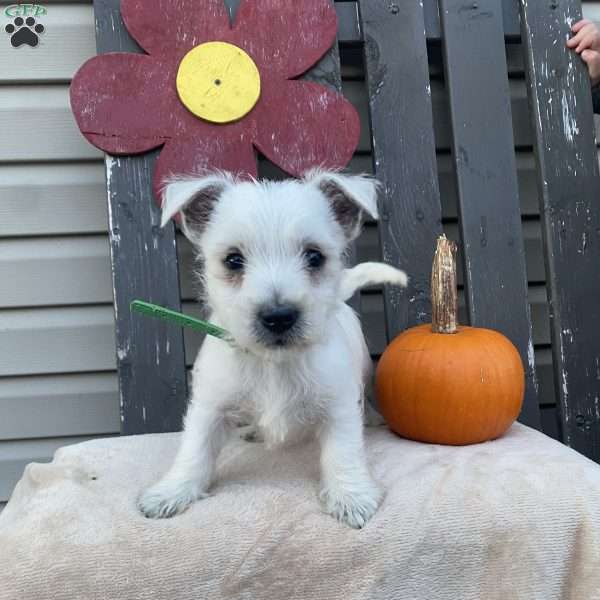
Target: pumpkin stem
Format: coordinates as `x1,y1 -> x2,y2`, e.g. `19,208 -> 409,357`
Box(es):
431,234 -> 458,334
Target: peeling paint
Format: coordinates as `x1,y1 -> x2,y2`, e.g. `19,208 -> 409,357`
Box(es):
561,89 -> 579,143
527,339 -> 539,392
562,370 -> 569,404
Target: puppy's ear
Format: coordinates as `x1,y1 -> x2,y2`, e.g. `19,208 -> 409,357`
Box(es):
160,173 -> 233,242
306,170 -> 379,241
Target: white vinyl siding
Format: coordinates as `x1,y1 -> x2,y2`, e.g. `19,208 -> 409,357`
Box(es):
0,1 -> 112,510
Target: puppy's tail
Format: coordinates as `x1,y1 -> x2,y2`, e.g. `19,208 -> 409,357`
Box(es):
341,262 -> 408,301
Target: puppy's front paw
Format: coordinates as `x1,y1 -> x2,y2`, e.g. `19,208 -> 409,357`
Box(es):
138,479 -> 207,519
320,483 -> 383,529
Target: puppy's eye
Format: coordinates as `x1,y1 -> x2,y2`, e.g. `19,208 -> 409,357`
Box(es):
304,248 -> 325,270
224,252 -> 245,271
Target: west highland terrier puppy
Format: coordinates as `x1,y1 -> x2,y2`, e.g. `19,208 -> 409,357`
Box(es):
138,170 -> 407,528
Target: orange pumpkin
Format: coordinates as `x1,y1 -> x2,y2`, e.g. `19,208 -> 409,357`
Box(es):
376,235 -> 524,445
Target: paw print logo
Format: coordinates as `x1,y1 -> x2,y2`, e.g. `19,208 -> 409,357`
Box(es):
5,16 -> 44,48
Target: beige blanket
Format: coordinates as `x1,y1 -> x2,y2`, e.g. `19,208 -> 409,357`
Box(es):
1,423 -> 600,600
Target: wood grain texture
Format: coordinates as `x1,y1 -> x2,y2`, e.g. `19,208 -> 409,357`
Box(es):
520,0 -> 600,459
93,0 -> 188,435
439,0 -> 540,428
359,0 -> 444,339
336,0 -> 521,42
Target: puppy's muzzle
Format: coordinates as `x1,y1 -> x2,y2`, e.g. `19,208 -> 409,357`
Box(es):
258,305 -> 299,335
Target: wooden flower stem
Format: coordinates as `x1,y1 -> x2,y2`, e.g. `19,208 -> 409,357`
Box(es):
431,235 -> 458,334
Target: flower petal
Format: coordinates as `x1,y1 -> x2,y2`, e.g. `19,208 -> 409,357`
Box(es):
121,0 -> 230,56
232,0 -> 337,78
70,53 -> 190,154
152,137 -> 258,206
252,81 -> 360,177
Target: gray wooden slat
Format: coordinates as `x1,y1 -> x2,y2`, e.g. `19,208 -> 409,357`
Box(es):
336,0 -> 521,42
540,405 -> 561,441
439,153 -> 541,218
536,347 -> 557,408
439,0 -> 540,428
519,0 -> 600,460
0,373 -> 119,440
0,163 -> 107,237
358,0 -> 444,338
223,0 -> 240,20
429,42 -> 525,78
93,0 -> 188,435
429,79 -> 535,150
336,2 -> 362,43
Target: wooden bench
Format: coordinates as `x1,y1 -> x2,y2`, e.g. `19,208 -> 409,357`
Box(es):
92,0 -> 600,461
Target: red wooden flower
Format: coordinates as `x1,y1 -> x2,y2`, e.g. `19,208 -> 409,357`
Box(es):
70,0 -> 360,204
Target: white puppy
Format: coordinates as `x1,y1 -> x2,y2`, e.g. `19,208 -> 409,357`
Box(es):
138,170 -> 407,529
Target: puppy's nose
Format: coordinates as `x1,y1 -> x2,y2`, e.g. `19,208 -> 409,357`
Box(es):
259,306 -> 299,334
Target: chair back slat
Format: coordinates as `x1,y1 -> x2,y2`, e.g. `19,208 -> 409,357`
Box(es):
358,0 -> 444,339
438,0 -> 541,428
94,0 -> 188,435
519,0 -> 600,459
338,0 -> 520,43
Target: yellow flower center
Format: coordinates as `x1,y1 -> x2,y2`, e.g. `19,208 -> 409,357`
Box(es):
176,41 -> 261,124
